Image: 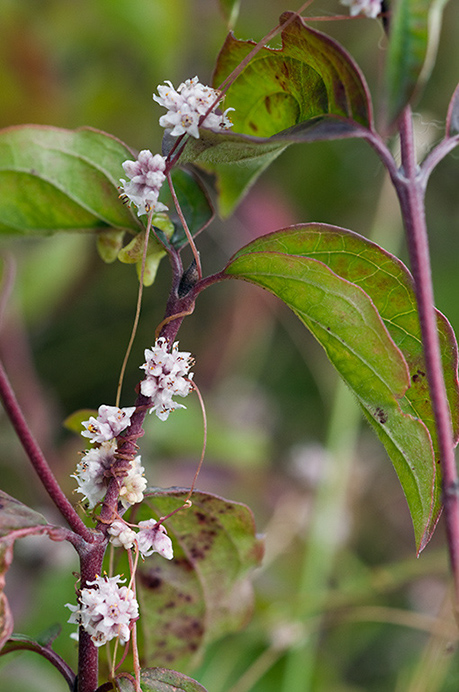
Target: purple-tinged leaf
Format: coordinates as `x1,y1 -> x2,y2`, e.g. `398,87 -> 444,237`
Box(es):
214,11 -> 372,135
177,12 -> 372,217
175,115 -> 368,218
446,82 -> 459,137
0,490 -> 50,650
115,667 -> 207,692
225,224 -> 459,552
133,489 -> 263,671
0,490 -> 48,536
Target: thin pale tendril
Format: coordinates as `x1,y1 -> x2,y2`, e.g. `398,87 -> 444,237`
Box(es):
166,171 -> 202,279
217,1 -> 315,95
157,379 -> 208,526
155,308 -> 195,340
115,210 -> 154,408
127,549 -> 141,692
167,2 -> 316,173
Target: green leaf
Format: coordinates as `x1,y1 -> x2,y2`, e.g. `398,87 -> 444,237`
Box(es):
0,491 -> 50,649
63,408 -> 97,435
133,489 -> 263,671
385,0 -> 450,125
214,11 -> 372,136
116,667 -> 208,692
177,11 -> 372,217
224,224 -> 459,551
0,125 -> 141,235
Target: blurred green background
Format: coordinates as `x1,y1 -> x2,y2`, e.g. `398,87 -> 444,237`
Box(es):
1,1 -> 459,690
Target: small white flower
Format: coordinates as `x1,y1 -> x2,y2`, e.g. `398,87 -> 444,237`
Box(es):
81,405 -> 135,444
118,456 -> 147,508
108,520 -> 137,550
72,441 -> 117,509
66,574 -> 139,647
340,0 -> 382,18
154,76 -> 234,139
137,520 -> 174,560
119,150 -> 169,217
140,338 -> 194,420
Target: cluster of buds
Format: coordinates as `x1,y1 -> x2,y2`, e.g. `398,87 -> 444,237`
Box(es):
108,518 -> 174,560
119,150 -> 168,218
140,338 -> 194,420
66,575 -> 139,647
154,76 -> 234,139
73,405 -> 147,510
71,76 -> 205,649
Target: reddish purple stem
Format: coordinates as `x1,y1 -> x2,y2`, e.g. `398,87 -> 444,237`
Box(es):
0,360 -> 94,544
396,108 -> 459,605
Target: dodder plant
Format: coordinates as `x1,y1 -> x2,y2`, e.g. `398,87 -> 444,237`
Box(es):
1,1 -> 459,690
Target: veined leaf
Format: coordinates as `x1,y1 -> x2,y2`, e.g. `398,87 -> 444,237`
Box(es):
133,489 -> 263,671
0,125 -> 141,236
385,0 -> 450,125
224,224 -> 459,551
214,11 -> 372,136
116,667 -> 208,692
177,12 -> 372,216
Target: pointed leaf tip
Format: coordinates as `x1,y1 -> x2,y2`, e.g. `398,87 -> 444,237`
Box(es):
225,224 -> 459,550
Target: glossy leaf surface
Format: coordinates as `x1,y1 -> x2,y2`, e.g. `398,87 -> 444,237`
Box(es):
385,0 -> 449,124
177,12 -> 372,216
0,125 -> 140,235
225,224 -> 459,551
116,667 -> 207,692
133,489 -> 263,671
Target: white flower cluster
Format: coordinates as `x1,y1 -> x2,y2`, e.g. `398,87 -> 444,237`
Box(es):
140,338 -> 194,420
340,0 -> 382,17
74,406 -> 147,509
66,575 -> 139,647
154,76 -> 234,139
81,405 -> 135,444
119,150 -> 168,217
108,518 -> 174,560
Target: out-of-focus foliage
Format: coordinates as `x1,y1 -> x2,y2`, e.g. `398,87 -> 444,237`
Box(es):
1,1 -> 459,691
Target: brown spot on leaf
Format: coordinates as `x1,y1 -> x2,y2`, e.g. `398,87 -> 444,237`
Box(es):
139,572 -> 163,590
375,407 -> 388,425
281,61 -> 290,79
412,369 -> 426,383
